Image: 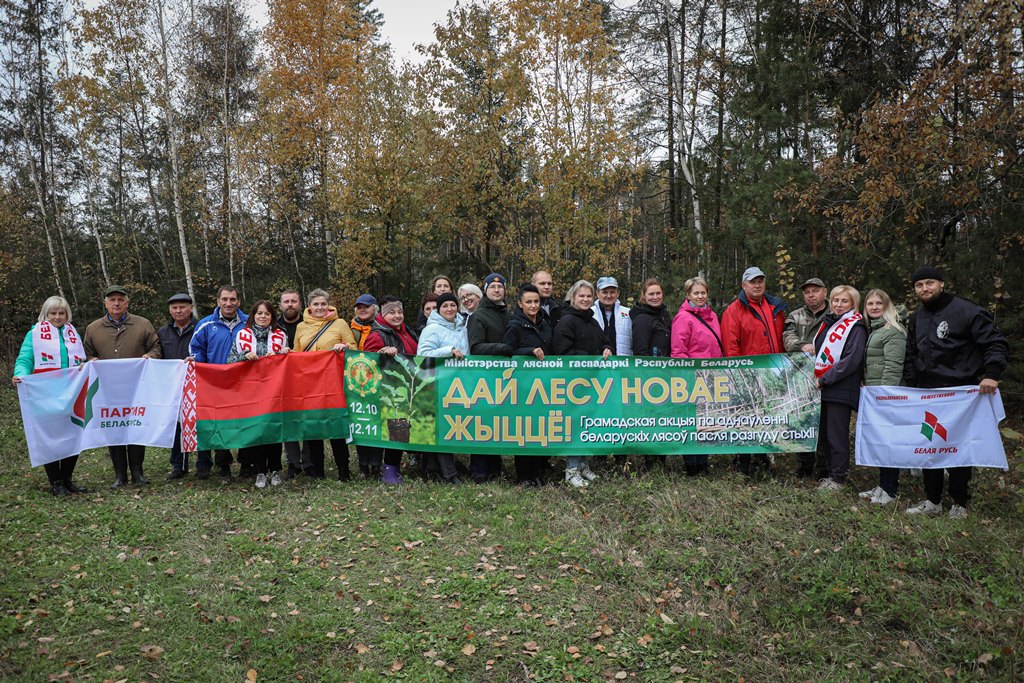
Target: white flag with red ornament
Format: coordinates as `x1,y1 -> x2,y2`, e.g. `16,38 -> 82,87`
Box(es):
16,359 -> 186,467
855,385 -> 1008,469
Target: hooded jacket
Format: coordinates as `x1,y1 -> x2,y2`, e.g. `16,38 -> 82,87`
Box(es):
630,302 -> 671,357
552,306 -> 611,356
670,301 -> 724,359
503,308 -> 553,356
813,312 -> 867,409
293,306 -> 356,352
189,307 -> 247,364
363,314 -> 418,354
720,291 -> 787,356
864,317 -> 907,387
418,310 -> 469,358
902,292 -> 1008,388
468,296 -> 513,356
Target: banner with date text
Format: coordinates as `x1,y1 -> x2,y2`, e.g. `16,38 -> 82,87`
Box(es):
343,352 -> 820,455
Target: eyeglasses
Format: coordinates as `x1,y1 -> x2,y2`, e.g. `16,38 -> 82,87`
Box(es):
460,294 -> 477,301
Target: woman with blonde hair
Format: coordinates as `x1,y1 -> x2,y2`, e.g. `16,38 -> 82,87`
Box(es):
813,285 -> 867,491
858,289 -> 908,505
12,296 -> 89,496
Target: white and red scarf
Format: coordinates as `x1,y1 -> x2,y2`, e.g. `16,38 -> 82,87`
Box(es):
235,326 -> 287,357
32,320 -> 86,372
814,312 -> 862,378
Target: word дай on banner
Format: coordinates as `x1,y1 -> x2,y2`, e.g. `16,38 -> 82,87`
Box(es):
855,385 -> 1008,469
181,351 -> 350,451
17,358 -> 186,467
343,352 -> 821,456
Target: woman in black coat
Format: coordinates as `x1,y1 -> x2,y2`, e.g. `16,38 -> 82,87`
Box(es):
630,278 -> 672,357
551,280 -> 612,487
503,284 -> 553,486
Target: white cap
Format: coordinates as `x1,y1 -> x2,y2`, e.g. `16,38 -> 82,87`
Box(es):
596,276 -> 619,290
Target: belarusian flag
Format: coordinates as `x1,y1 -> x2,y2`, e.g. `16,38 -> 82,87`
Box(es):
181,351 -> 350,451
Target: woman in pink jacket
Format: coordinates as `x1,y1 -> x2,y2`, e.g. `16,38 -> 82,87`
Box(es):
670,277 -> 723,475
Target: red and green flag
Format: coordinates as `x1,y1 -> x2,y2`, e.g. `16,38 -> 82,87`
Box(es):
181,351 -> 349,451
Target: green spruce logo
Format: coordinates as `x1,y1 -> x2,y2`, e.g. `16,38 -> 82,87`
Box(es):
70,378 -> 99,429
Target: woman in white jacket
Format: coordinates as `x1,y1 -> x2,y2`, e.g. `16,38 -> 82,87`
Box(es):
410,292 -> 465,483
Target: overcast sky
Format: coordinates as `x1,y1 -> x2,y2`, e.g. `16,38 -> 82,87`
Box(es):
373,0 -> 459,63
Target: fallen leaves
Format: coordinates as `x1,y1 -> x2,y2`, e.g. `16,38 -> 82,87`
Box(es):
139,644 -> 164,660
461,644 -> 476,656
390,659 -> 403,672
245,668 -> 258,682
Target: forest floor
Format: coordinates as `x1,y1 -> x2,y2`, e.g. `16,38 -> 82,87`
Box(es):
0,384 -> 1022,682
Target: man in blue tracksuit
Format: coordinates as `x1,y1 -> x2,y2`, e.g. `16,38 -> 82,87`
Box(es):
189,285 -> 248,479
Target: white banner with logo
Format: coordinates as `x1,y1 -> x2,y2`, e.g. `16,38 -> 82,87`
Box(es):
855,385 -> 1008,469
16,359 -> 186,467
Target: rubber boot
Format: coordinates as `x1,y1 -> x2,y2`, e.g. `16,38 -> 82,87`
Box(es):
333,451 -> 351,482
110,450 -> 129,489
51,482 -> 69,496
381,464 -> 403,485
128,449 -> 149,485
63,480 -> 89,494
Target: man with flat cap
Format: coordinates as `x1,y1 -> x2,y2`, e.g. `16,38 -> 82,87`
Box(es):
158,292 -> 196,480
83,284 -> 162,488
783,277 -> 831,478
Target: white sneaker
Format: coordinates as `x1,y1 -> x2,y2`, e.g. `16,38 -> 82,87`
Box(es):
948,504 -> 968,520
859,486 -> 882,500
269,471 -> 282,487
255,473 -> 268,489
870,490 -> 895,506
817,478 -> 843,491
906,499 -> 942,516
579,463 -> 599,482
565,468 -> 589,488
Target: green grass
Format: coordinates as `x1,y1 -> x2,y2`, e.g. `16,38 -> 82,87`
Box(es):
1,382 -> 1022,681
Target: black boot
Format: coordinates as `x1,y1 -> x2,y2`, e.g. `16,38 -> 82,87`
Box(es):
110,450 -> 129,489
167,468 -> 187,480
128,449 -> 149,485
51,482 -> 69,496
368,465 -> 381,481
359,463 -> 370,479
334,452 -> 351,482
63,480 -> 89,494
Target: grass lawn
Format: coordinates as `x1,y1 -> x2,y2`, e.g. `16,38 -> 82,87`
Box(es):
0,383 -> 1022,682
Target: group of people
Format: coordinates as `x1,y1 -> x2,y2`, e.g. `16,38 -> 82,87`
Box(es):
12,265 -> 1007,520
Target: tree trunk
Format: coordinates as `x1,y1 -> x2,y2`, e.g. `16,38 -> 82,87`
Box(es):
155,0 -> 196,304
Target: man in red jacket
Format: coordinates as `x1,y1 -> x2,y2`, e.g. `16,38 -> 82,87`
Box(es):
720,266 -> 788,475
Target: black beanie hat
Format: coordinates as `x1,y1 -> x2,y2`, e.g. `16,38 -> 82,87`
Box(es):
436,292 -> 459,309
911,266 -> 944,284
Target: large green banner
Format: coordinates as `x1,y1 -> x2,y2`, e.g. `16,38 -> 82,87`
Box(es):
343,352 -> 820,455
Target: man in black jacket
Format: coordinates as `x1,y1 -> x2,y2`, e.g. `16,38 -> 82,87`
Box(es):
902,266 -> 1008,520
157,293 -> 196,480
467,273 -> 513,482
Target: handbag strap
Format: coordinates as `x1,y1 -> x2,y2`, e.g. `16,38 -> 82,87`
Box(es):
303,320 -> 336,351
688,310 -> 724,355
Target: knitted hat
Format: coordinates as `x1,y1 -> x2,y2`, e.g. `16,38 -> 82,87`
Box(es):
483,273 -> 506,289
436,292 -> 459,309
381,300 -> 403,316
911,266 -> 944,284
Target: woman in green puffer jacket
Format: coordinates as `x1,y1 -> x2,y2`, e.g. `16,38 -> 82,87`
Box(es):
858,289 -> 907,506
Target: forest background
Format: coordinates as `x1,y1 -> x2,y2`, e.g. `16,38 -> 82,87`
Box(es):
0,0 -> 1019,388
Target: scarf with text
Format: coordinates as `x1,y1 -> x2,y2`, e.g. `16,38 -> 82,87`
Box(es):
235,325 -> 287,357
32,321 -> 86,372
814,311 -> 863,377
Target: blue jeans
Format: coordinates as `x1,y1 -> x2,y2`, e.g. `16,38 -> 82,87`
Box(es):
566,456 -> 587,470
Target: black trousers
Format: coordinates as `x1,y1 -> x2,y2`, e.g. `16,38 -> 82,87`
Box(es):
819,401 -> 853,483
924,467 -> 972,507
514,455 -> 547,482
238,444 -> 282,475
43,455 -> 78,484
306,439 -> 351,478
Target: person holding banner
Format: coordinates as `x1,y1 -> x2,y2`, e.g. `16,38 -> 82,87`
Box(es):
295,288 -> 356,480
417,292 -> 467,484
783,277 -> 831,478
670,277 -> 723,475
227,301 -> 291,488
468,274 -> 514,483
157,292 -> 197,480
504,284 -> 553,486
12,296 -> 89,496
857,289 -> 907,505
631,278 -> 672,472
457,284 -> 482,320
812,285 -> 867,491
350,293 -> 382,479
553,280 -> 613,488
902,267 -> 1008,519
84,285 -> 162,488
364,297 -> 419,485
720,267 -> 786,475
